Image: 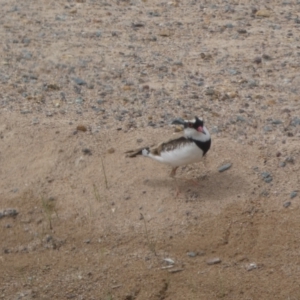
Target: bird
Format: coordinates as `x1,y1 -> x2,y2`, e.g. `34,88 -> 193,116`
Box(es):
125,116 -> 211,182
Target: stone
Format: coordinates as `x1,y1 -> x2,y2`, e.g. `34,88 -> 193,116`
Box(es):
237,29 -> 247,34
256,10 -> 271,17
73,77 -> 87,85
159,29 -> 171,37
107,148 -> 115,154
0,208 -> 18,219
47,83 -> 60,91
218,163 -> 232,172
290,191 -> 297,199
291,117 -> 300,126
262,54 -> 272,61
261,172 -> 272,183
77,125 -> 87,132
228,69 -> 239,75
82,148 -> 92,155
207,258 -> 221,265
75,97 -> 84,104
271,120 -> 282,125
253,57 -> 262,64
263,126 -> 272,132
246,263 -> 257,271
132,22 -> 145,28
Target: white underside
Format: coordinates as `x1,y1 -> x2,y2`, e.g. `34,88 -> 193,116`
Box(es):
146,143 -> 204,167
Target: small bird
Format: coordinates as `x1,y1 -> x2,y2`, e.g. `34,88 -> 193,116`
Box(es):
125,116 -> 211,179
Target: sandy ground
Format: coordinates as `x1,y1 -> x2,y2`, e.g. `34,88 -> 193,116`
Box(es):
1,0 -> 300,299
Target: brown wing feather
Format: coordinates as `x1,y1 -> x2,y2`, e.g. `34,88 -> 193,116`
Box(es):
125,144 -> 154,157
125,148 -> 144,157
151,137 -> 191,155
125,137 -> 191,158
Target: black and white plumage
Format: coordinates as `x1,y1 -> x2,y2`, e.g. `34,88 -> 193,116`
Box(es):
126,117 -> 211,178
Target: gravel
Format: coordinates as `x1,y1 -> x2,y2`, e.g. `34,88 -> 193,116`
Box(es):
0,208 -> 19,219
73,77 -> 87,86
283,201 -> 291,208
261,172 -> 273,183
187,252 -> 197,257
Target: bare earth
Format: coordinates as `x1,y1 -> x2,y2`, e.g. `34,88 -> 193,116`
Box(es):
1,0 -> 300,299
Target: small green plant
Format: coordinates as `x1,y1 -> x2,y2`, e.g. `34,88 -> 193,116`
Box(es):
93,183 -> 109,206
87,197 -> 93,217
41,197 -> 58,230
140,213 -> 157,256
216,270 -> 226,298
100,155 -> 108,189
93,183 -> 101,202
106,293 -> 113,300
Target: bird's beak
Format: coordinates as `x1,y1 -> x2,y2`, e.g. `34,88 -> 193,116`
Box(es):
171,118 -> 186,126
197,126 -> 206,134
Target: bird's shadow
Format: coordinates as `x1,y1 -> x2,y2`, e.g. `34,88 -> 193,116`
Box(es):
143,170 -> 251,202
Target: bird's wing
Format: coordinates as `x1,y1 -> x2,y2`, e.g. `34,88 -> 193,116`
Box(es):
125,137 -> 192,157
125,147 -> 147,157
125,144 -> 155,157
150,137 -> 192,156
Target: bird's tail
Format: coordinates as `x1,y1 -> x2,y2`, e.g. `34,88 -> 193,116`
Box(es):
125,147 -> 150,157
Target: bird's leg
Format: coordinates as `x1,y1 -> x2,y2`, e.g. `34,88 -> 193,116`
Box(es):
174,181 -> 181,197
169,167 -> 178,178
169,167 -> 181,197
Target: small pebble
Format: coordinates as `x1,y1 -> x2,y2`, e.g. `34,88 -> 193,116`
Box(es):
271,120 -> 282,125
207,258 -> 221,265
261,190 -> 269,197
21,110 -> 32,114
82,148 -> 92,155
75,97 -> 84,104
218,163 -> 232,172
73,77 -> 87,85
291,117 -> 300,126
0,208 -> 18,219
236,115 -> 246,122
22,50 -> 32,59
290,191 -> 297,199
32,118 -> 39,125
253,56 -> 262,64
107,148 -> 115,154
263,126 -> 272,132
187,252 -> 197,257
283,201 -> 291,208
285,157 -> 294,163
237,29 -> 247,34
261,172 -> 273,183
164,258 -> 175,265
262,54 -> 272,61
256,10 -> 271,17
246,263 -> 257,271
76,125 -> 87,132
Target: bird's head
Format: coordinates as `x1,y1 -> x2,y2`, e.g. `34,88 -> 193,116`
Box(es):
172,116 -> 210,141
